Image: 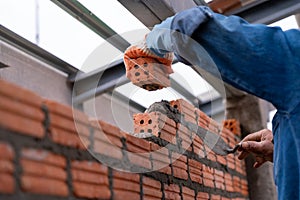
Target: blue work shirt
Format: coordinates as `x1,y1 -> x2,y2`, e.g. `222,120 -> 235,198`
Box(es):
146,6 -> 300,200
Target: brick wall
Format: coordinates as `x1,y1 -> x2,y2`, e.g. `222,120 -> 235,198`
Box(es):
0,79 -> 248,200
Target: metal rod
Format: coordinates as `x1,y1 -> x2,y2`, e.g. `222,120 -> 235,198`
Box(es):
0,25 -> 78,75
50,0 -> 130,52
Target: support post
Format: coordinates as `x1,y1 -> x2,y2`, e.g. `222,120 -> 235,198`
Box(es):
225,85 -> 277,200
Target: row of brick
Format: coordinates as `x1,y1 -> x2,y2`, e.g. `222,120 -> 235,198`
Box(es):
133,112 -> 245,175
0,79 -> 249,199
0,141 -> 248,199
0,79 -> 246,177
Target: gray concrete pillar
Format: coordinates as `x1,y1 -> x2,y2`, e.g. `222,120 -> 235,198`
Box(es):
225,85 -> 277,200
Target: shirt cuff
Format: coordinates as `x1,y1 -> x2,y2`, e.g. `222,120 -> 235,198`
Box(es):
146,16 -> 174,57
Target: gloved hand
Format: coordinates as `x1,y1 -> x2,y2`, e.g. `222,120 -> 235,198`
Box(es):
237,129 -> 274,168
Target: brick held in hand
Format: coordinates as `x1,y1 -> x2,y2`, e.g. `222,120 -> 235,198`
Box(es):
126,57 -> 172,91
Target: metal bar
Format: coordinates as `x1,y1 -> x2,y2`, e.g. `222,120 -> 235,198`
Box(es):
72,59 -> 127,95
0,25 -> 78,75
51,0 -> 130,52
233,0 -> 300,24
72,75 -> 129,105
108,90 -> 146,112
199,96 -> 224,117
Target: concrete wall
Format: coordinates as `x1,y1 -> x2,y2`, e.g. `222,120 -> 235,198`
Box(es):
0,41 -> 72,105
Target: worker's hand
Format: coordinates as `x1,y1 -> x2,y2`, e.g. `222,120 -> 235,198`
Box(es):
237,129 -> 273,168
123,37 -> 174,75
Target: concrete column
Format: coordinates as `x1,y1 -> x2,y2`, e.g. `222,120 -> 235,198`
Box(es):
295,14 -> 300,28
225,85 -> 277,200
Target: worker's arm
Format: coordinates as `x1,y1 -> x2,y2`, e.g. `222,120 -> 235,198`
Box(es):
146,6 -> 300,111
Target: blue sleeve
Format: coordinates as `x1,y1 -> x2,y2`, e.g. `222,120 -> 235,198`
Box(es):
146,6 -> 300,112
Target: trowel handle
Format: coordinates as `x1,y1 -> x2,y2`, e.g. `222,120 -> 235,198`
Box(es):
226,143 -> 241,154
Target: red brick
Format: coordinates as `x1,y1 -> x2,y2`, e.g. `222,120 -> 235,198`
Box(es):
113,170 -> 140,182
215,181 -> 225,190
152,160 -> 171,174
170,99 -> 197,124
91,120 -> 124,148
93,129 -> 123,148
233,176 -> 241,193
171,153 -> 187,169
159,130 -> 176,144
0,80 -> 42,108
222,119 -> 241,136
190,173 -> 202,184
21,175 -> 68,196
71,160 -> 107,174
126,57 -> 171,90
150,143 -> 171,174
0,95 -> 44,121
133,112 -> 176,142
143,177 -> 161,188
72,169 -> 109,185
49,113 -> 89,136
73,181 -> 110,199
216,155 -> 227,165
0,159 -> 14,173
21,148 -> 66,168
93,140 -> 123,159
202,165 -> 214,187
172,153 -> 188,180
189,159 -> 202,183
211,194 -> 222,200
49,127 -> 87,149
44,100 -> 88,124
143,186 -> 162,198
0,142 -> 14,160
197,191 -> 210,200
125,133 -> 151,153
206,151 -> 216,162
182,186 -> 195,199
114,178 -> 140,192
127,152 -> 151,169
21,159 -> 66,181
114,190 -> 140,200
0,173 -> 14,194
0,110 -> 44,138
164,184 -> 180,200
173,168 -> 188,180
